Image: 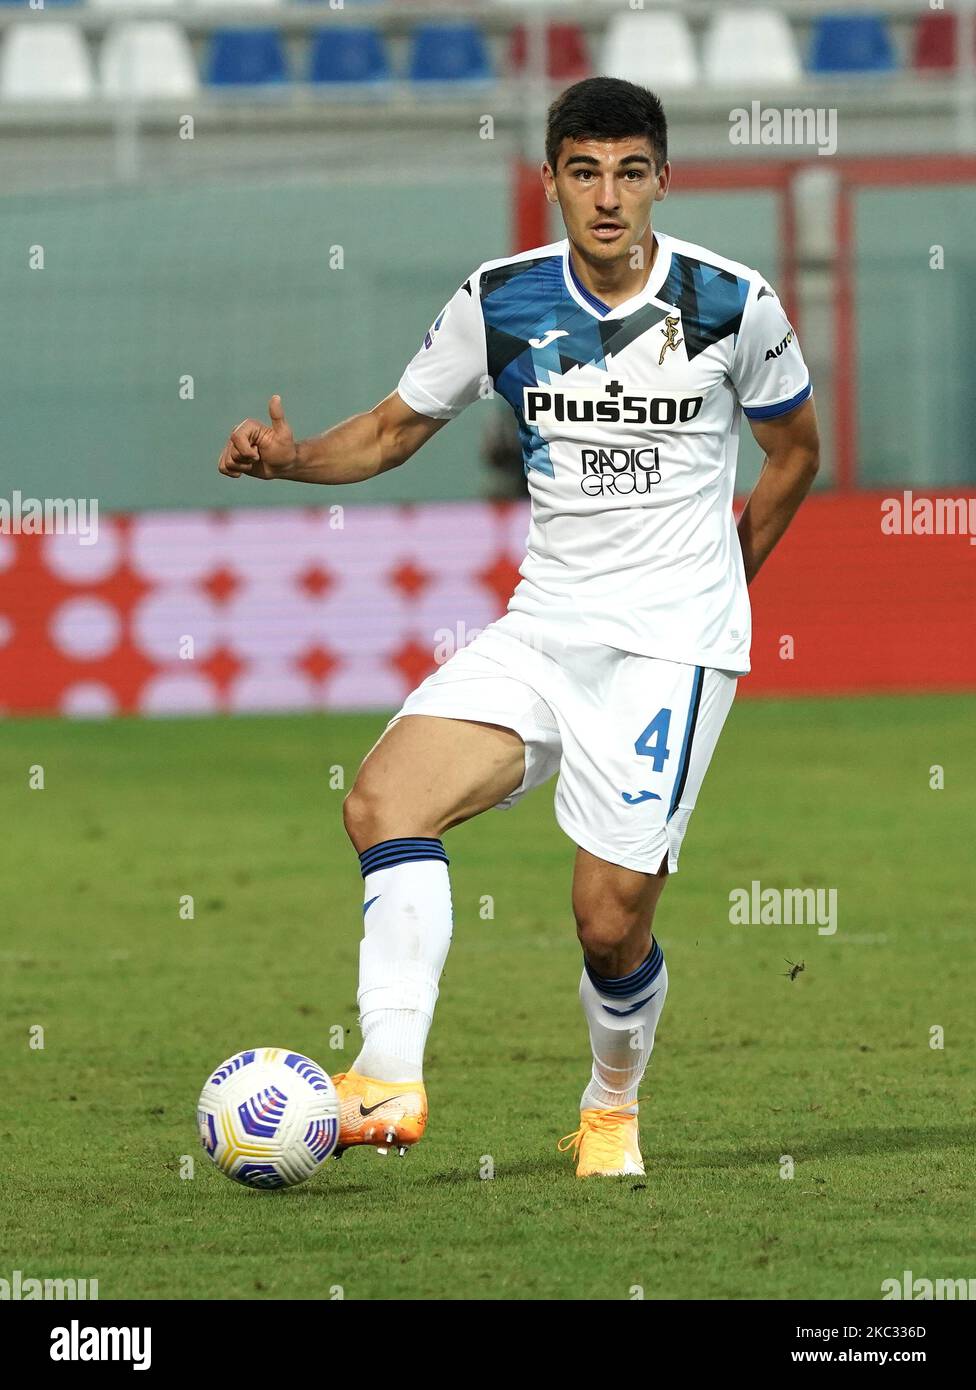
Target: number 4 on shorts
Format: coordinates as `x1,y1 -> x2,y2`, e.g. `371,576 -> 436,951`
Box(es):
635,708 -> 672,773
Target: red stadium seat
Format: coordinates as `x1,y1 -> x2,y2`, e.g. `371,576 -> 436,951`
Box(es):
912,13 -> 976,71
508,23 -> 589,81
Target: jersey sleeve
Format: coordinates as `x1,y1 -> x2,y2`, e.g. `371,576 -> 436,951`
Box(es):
729,279 -> 812,420
396,274 -> 487,421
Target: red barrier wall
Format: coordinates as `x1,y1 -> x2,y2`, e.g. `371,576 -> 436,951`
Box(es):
746,492 -> 976,696
0,493 -> 973,717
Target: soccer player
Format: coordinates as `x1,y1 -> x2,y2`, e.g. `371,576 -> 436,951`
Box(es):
217,78 -> 819,1177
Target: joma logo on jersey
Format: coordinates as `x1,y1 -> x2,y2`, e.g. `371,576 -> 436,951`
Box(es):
764,329 -> 794,360
580,448 -> 662,497
523,383 -> 704,428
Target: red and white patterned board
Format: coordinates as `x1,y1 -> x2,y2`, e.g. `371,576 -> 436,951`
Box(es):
1,494 -> 973,717
0,502 -> 526,717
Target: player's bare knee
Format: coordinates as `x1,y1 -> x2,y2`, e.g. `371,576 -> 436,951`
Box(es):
343,778 -> 442,852
574,904 -> 641,961
342,782 -> 388,852
341,786 -> 365,848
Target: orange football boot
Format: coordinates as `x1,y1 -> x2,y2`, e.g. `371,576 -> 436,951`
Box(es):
558,1103 -> 644,1177
331,1070 -> 427,1158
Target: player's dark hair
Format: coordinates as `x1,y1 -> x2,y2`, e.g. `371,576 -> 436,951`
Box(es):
545,77 -> 668,173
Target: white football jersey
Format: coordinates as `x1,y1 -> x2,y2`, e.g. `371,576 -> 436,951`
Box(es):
397,231 -> 812,673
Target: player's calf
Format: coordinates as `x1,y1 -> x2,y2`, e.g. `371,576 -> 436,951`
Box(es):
337,715 -> 526,1154
565,849 -> 671,1175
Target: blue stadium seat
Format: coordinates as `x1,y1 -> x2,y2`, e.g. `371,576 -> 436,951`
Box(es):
809,15 -> 897,74
207,29 -> 288,87
408,23 -> 493,85
309,28 -> 390,87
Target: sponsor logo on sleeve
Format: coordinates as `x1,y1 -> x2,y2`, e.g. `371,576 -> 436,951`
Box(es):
764,329 -> 795,360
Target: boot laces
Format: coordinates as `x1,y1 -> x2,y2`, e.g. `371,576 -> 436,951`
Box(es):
557,1103 -> 638,1160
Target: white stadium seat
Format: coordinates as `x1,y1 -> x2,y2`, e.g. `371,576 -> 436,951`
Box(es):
100,22 -> 200,100
89,0 -> 177,10
702,9 -> 803,86
184,0 -> 282,7
599,13 -> 699,91
0,23 -> 95,101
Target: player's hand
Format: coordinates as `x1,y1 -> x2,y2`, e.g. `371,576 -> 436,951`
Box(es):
217,394 -> 298,480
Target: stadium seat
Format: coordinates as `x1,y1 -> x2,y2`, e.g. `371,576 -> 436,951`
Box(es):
207,29 -> 288,87
100,23 -> 199,99
89,0 -> 176,9
509,24 -> 589,82
309,28 -> 391,87
0,22 -> 95,99
809,15 -> 897,75
599,13 -> 699,90
408,23 -> 493,85
912,13 -> 971,72
702,9 -> 802,85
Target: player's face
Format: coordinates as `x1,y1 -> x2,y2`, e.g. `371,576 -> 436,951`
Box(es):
543,137 -> 669,264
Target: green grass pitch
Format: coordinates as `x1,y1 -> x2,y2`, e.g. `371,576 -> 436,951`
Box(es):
1,694 -> 973,1301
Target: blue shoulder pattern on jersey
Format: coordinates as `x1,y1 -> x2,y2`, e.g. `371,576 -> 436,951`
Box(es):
480,255 -> 595,478
657,254 -> 749,360
479,254 -> 670,478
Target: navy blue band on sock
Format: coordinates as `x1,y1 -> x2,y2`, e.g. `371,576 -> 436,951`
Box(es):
359,837 -> 449,879
584,939 -> 664,998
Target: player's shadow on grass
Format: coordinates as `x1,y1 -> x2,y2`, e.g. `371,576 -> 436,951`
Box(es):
659,1123 -> 975,1169
296,1157 -> 564,1194
422,1159 -> 561,1185
295,1123 -> 974,1192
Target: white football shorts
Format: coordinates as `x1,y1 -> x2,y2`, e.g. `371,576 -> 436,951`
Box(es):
391,612 -> 737,875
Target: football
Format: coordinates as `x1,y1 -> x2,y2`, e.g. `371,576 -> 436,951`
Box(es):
197,1047 -> 341,1190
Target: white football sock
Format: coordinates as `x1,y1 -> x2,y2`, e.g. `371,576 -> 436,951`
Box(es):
579,939 -> 669,1112
351,838 -> 453,1084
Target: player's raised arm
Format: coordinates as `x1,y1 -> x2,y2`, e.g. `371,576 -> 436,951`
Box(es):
218,274 -> 487,485
217,390 -> 447,484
